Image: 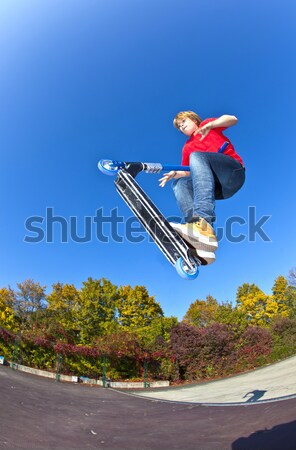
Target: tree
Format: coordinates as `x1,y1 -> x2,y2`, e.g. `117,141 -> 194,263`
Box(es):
117,285 -> 163,330
286,286 -> 296,318
76,277 -> 119,342
236,283 -> 262,304
288,268 -> 296,287
270,275 -> 296,318
236,279 -> 291,327
183,295 -> 218,327
236,283 -> 271,326
95,331 -> 144,380
0,287 -> 17,330
134,316 -> 178,346
271,276 -> 289,316
46,282 -> 80,340
15,279 -> 47,330
213,302 -> 248,332
286,269 -> 296,317
271,316 -> 296,355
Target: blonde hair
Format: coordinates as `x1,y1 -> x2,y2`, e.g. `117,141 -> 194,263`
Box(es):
173,111 -> 202,129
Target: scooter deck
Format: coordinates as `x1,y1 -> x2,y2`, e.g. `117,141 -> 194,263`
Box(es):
115,168 -> 200,271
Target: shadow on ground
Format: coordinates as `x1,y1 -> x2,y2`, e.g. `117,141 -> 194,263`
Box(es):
232,420 -> 296,450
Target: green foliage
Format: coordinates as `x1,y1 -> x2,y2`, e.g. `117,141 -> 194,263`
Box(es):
46,282 -> 80,337
183,295 -> 218,327
22,343 -> 56,370
117,285 -> 163,330
62,354 -> 104,378
77,277 -> 119,342
214,303 -> 248,334
183,295 -> 247,333
135,316 -> 178,347
269,316 -> 296,360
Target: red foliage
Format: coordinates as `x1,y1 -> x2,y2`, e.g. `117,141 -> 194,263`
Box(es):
169,322 -> 236,380
271,317 -> 296,337
239,326 -> 273,361
0,327 -> 16,343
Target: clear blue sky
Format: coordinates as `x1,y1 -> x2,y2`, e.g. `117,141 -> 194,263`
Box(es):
1,0 -> 295,320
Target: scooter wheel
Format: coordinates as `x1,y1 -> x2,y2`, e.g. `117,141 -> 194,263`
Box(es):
98,159 -> 122,176
175,257 -> 199,280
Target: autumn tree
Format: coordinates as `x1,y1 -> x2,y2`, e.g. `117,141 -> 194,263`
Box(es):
0,287 -> 17,330
46,282 -> 80,340
270,275 -> 290,317
15,279 -> 47,330
117,285 -> 163,331
183,296 -> 246,332
236,280 -> 292,327
212,302 -> 248,333
183,295 -> 219,327
236,283 -> 271,326
76,277 -> 119,342
135,316 -> 178,346
285,270 -> 296,317
288,268 -> 296,287
236,283 -> 262,302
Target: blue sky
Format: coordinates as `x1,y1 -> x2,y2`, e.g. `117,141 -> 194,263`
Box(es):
0,0 -> 295,320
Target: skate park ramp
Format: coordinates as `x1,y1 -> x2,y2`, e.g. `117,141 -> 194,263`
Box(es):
128,355 -> 296,405
0,357 -> 296,450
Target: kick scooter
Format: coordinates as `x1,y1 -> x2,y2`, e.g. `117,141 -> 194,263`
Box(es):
98,159 -> 201,280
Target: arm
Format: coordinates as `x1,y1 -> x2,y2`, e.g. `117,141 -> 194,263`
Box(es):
210,115 -> 238,128
159,170 -> 189,188
197,115 -> 238,140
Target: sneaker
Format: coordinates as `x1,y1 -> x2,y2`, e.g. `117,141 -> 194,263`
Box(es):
170,218 -> 218,252
190,248 -> 216,265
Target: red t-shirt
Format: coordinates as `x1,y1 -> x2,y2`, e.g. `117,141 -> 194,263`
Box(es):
181,118 -> 244,166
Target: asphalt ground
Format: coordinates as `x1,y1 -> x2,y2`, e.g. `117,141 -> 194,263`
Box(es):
1,365 -> 296,450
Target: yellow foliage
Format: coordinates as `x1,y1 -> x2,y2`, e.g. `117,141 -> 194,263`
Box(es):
0,288 -> 16,330
237,288 -> 289,327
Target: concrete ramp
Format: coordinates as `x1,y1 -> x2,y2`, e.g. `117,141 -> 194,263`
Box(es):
129,355 -> 296,405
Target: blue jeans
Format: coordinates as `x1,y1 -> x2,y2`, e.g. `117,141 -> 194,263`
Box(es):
171,152 -> 245,225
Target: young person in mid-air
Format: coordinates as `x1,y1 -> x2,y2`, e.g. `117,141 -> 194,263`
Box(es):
159,111 -> 245,265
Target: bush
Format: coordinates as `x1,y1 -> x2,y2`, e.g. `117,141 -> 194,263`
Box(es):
238,326 -> 273,368
270,317 -> 296,361
271,316 -> 296,338
169,322 -> 236,381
